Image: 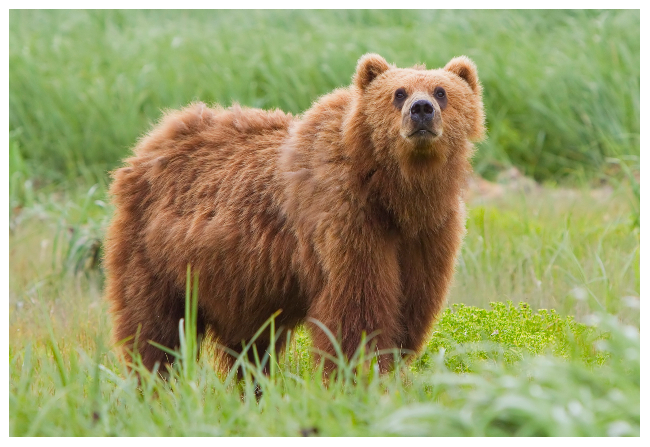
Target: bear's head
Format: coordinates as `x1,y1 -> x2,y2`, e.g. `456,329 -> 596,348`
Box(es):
351,53 -> 485,170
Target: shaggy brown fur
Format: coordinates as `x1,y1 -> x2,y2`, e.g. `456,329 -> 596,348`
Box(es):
104,54 -> 485,375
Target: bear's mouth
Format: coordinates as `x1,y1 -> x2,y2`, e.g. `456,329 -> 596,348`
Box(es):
408,128 -> 439,138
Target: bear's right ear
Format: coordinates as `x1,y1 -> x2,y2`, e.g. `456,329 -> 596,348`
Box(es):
354,54 -> 390,90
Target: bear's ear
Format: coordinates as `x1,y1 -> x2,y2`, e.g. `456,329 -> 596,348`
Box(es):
444,56 -> 480,94
354,53 -> 390,90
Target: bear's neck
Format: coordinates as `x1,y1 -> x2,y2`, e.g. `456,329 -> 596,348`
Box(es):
341,107 -> 472,236
376,152 -> 470,235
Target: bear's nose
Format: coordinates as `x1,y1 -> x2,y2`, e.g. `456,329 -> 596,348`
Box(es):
410,100 -> 435,124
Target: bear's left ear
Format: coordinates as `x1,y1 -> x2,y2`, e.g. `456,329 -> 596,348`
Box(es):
444,56 -> 480,94
354,53 -> 391,90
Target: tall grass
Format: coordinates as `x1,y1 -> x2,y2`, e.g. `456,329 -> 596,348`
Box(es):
453,185 -> 639,324
9,10 -> 639,186
9,264 -> 640,436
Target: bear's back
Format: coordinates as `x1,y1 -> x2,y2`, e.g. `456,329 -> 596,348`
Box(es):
106,103 -> 304,343
112,103 -> 293,213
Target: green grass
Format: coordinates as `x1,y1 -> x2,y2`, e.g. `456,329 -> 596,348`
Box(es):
455,185 -> 639,324
9,10 -> 639,186
9,266 -> 639,436
9,184 -> 640,436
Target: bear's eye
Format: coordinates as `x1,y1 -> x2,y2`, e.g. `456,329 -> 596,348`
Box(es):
393,88 -> 408,110
433,86 -> 448,110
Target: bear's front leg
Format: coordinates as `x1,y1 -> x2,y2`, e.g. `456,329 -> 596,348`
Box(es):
398,209 -> 466,357
306,221 -> 403,375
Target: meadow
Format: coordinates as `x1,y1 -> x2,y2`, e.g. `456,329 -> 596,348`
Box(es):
9,10 -> 640,436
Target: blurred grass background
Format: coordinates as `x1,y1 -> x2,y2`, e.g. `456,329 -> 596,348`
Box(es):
10,9 -> 639,189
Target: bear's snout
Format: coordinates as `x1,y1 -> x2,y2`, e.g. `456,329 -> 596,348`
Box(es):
410,99 -> 435,125
401,94 -> 443,143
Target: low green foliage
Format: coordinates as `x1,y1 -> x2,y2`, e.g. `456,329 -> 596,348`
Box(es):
416,302 -> 607,372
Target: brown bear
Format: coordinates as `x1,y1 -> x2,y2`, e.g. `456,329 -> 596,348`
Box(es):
104,53 -> 485,376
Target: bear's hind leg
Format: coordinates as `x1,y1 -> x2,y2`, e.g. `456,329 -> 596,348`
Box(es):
111,279 -> 205,374
219,334 -> 289,380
